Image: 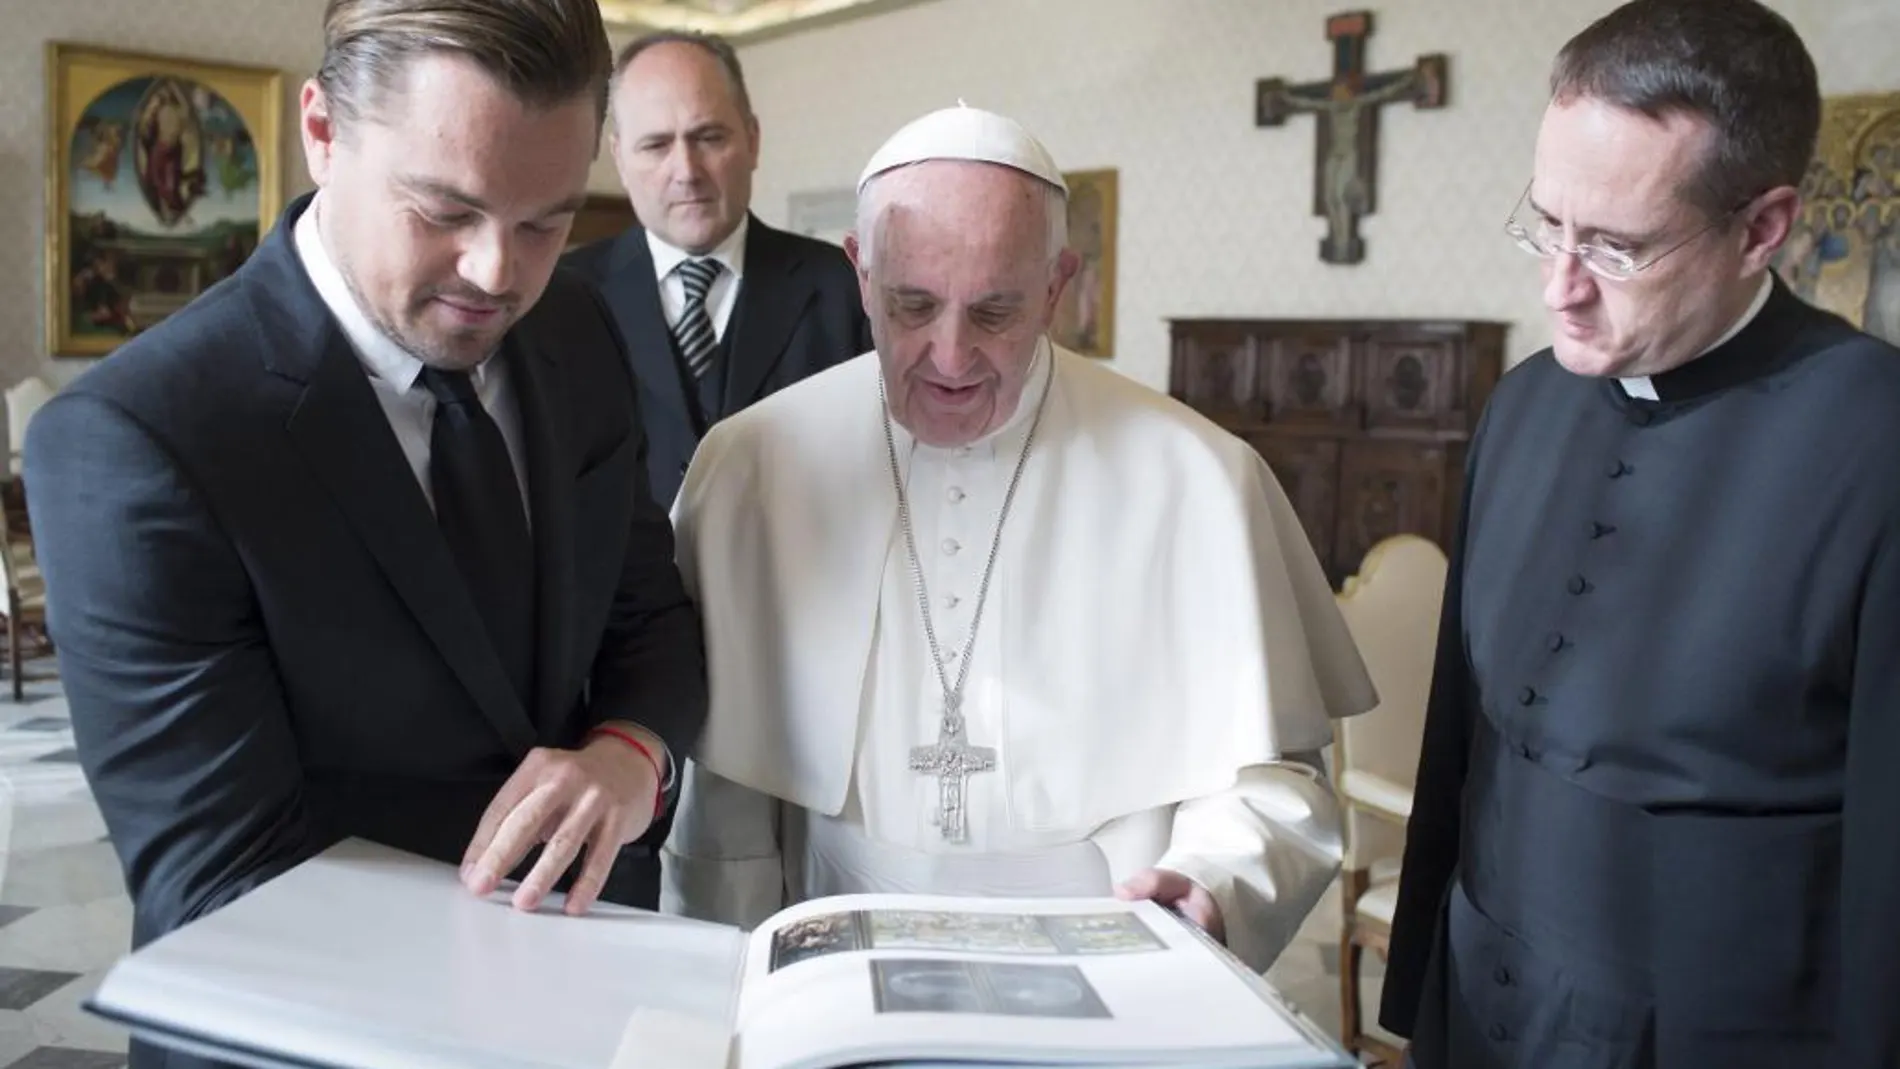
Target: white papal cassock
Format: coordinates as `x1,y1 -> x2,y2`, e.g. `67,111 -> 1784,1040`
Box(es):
661,339 -> 1377,972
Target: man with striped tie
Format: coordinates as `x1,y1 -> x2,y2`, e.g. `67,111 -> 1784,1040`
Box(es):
564,30 -> 872,509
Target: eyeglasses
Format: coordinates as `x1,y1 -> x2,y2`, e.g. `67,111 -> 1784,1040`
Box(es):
1503,181 -> 1752,283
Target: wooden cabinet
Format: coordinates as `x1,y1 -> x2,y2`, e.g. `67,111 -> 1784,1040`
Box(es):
1169,318 -> 1507,587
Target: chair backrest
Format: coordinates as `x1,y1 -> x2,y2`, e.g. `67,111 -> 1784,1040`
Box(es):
0,485 -> 42,616
6,376 -> 55,471
1333,534 -> 1447,871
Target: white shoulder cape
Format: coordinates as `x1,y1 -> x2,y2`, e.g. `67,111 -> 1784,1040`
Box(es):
672,345 -> 1375,832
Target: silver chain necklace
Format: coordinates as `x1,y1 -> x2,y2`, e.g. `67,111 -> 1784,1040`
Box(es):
879,351 -> 1054,841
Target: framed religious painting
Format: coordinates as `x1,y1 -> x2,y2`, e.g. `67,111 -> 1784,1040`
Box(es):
1051,168 -> 1117,358
45,42 -> 283,357
1774,91 -> 1899,345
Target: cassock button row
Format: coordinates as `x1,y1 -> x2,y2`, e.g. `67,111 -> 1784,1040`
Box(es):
1494,966 -> 1513,986
943,538 -> 961,555
1606,459 -> 1633,479
1547,632 -> 1567,652
1567,574 -> 1592,596
1518,685 -> 1539,706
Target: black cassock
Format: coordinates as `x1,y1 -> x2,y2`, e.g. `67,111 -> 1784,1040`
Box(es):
1380,275 -> 1900,1069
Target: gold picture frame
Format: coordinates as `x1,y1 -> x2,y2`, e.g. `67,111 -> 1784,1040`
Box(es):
1775,91 -> 1899,345
1052,168 -> 1117,359
45,42 -> 283,357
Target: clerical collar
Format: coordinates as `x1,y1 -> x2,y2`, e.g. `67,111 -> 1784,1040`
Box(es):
293,195 -> 501,392
894,337 -> 1054,461
1608,271 -> 1802,409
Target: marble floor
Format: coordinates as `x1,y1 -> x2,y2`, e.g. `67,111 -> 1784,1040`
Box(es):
0,658 -> 132,1069
0,665 -> 1399,1068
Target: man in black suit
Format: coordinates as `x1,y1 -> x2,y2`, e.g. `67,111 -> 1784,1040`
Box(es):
25,7 -> 705,1065
563,31 -> 871,509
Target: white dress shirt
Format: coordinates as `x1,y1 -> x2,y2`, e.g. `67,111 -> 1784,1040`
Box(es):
647,216 -> 748,343
293,197 -> 532,520
295,199 -> 679,780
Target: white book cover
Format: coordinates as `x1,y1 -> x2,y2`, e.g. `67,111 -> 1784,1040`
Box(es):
86,839 -> 1355,1069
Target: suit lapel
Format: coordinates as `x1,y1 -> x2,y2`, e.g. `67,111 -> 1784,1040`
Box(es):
723,219 -> 817,415
605,231 -> 701,433
505,334 -> 576,734
255,195 -> 537,753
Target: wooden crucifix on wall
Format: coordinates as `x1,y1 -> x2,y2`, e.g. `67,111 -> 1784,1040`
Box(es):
1256,10 -> 1448,264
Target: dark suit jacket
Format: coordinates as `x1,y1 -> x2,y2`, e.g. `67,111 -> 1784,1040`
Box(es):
561,215 -> 871,507
26,194 -> 707,1069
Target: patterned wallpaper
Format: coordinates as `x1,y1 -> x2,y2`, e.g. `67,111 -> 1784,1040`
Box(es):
3,0 -> 1893,410
732,0 -> 1899,391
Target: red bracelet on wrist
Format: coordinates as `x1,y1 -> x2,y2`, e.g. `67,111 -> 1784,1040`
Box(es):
587,726 -> 666,819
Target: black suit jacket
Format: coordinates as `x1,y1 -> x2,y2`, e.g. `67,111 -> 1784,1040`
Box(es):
561,215 -> 871,506
26,194 -> 707,1069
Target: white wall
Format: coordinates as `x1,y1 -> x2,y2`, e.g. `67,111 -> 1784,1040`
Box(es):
731,0 -> 1898,390
4,0 -> 1891,403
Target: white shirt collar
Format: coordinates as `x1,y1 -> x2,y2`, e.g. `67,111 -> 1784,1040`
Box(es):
1618,272 -> 1773,401
647,214 -> 749,285
292,195 -> 500,392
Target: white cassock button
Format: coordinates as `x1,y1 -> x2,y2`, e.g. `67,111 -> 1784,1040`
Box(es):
946,594 -> 962,609
942,538 -> 960,555
955,446 -> 972,458
947,487 -> 966,504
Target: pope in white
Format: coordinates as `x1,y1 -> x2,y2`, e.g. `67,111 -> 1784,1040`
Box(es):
661,104 -> 1377,972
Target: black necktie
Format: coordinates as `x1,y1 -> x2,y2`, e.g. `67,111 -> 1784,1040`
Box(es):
418,366 -> 534,708
674,257 -> 723,379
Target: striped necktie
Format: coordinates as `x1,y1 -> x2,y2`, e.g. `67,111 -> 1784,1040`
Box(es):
673,257 -> 723,379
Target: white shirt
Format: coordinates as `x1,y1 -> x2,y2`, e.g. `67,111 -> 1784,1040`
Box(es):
647,216 -> 747,343
293,198 -> 531,520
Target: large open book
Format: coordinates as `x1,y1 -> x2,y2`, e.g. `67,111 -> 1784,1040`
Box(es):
86,839 -> 1354,1069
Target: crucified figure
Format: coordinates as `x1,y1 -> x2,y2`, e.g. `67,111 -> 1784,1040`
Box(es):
1256,11 -> 1448,264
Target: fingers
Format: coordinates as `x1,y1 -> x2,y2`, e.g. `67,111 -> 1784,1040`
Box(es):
1179,890 -> 1220,932
1113,867 -> 1177,903
461,753 -> 543,892
460,744 -> 655,912
561,818 -> 625,917
513,796 -> 606,913
465,781 -> 559,899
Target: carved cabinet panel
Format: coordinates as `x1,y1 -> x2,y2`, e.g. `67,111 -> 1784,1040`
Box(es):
1170,317 -> 1505,587
1241,433 -> 1339,547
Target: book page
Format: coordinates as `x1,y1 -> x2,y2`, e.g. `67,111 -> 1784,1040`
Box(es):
731,893 -> 1339,1069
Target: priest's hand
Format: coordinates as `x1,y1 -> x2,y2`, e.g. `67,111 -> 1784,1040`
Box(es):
459,723 -> 665,915
1114,867 -> 1227,944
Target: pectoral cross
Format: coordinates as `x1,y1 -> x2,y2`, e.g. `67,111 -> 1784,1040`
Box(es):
909,700 -> 996,843
1255,10 -> 1448,264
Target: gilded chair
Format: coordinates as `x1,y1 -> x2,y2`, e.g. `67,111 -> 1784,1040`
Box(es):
1331,534 -> 1446,1065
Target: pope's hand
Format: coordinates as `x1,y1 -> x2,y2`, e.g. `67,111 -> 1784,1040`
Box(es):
1114,868 -> 1226,943
459,733 -> 661,915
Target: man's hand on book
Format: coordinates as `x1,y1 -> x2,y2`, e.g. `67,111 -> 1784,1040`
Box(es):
1113,867 -> 1226,944
458,733 -> 663,915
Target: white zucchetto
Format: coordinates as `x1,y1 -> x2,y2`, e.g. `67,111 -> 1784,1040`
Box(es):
857,101 -> 1067,195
